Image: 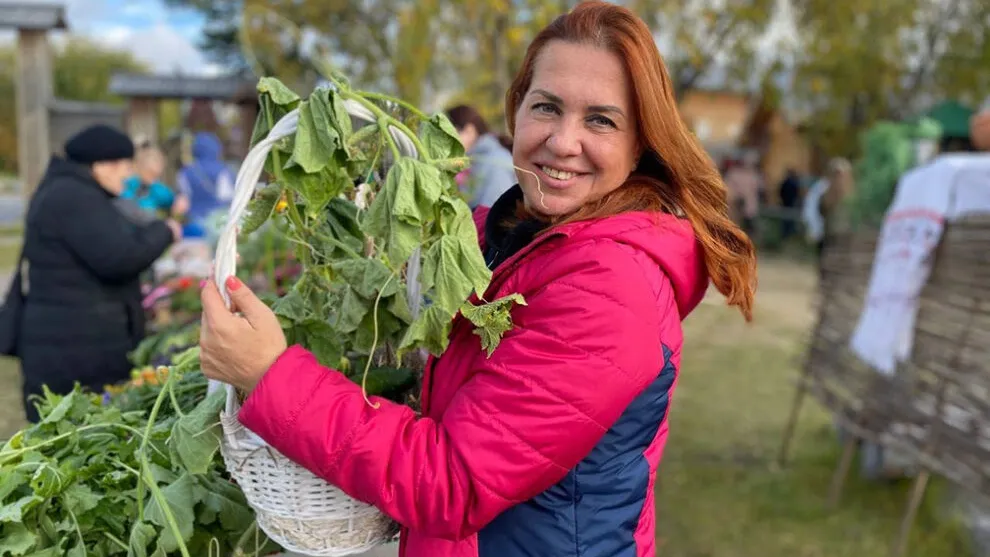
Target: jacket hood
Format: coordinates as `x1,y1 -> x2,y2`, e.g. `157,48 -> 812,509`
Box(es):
558,211 -> 709,318
191,132 -> 223,162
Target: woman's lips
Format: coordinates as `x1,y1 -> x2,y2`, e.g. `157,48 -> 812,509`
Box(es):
535,164 -> 586,189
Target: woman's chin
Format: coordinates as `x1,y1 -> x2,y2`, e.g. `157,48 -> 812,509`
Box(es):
522,190 -> 576,217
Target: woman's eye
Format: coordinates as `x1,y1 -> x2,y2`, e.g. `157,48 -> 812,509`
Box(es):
532,102 -> 558,114
589,114 -> 616,128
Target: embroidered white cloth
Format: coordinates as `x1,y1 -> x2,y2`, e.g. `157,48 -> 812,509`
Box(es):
850,153 -> 990,375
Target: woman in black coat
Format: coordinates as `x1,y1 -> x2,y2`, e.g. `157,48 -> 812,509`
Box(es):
18,125 -> 181,421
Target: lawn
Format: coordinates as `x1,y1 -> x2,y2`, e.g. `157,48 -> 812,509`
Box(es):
0,257 -> 970,556
656,258 -> 967,557
0,238 -> 19,270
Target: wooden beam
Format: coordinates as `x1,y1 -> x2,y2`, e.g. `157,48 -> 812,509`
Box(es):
15,28 -> 53,200
126,98 -> 160,144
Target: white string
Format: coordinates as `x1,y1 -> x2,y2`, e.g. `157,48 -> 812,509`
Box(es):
206,94 -> 422,408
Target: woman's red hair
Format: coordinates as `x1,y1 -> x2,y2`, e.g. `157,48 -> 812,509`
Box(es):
505,0 -> 757,320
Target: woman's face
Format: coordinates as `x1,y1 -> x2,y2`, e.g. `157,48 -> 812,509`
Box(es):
92,159 -> 134,195
457,123 -> 479,152
512,40 -> 640,216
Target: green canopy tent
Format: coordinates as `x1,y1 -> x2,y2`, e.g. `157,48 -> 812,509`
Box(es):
925,100 -> 975,140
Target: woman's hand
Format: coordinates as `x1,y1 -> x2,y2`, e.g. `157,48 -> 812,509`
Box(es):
200,276 -> 287,394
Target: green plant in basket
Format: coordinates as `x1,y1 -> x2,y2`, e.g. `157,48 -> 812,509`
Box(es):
238,75 -> 526,404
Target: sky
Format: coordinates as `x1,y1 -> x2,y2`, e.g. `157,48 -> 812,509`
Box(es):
6,0 -> 219,75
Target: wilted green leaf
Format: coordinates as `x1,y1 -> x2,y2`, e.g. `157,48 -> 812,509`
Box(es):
399,305 -> 453,356
331,259 -> 400,299
420,113 -> 465,160
461,294 -> 527,357
257,76 -> 301,107
363,158 -> 424,265
422,236 -> 492,315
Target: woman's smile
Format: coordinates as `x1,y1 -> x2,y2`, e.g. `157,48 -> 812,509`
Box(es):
534,163 -> 589,189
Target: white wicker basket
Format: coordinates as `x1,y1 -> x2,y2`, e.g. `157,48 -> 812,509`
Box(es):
208,98 -> 421,556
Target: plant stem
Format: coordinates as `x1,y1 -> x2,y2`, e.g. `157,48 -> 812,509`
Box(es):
67,508 -> 85,550
168,380 -> 187,419
344,91 -> 430,162
104,532 -> 129,551
378,117 -> 403,161
262,104 -> 310,265
234,520 -> 261,554
136,372 -> 174,523
0,423 -> 165,464
360,272 -> 397,409
314,231 -> 364,260
140,458 -> 193,557
358,90 -> 429,120
265,227 -> 276,288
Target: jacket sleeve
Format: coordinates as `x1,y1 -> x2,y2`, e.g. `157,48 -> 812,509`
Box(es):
54,187 -> 174,283
238,242 -> 671,540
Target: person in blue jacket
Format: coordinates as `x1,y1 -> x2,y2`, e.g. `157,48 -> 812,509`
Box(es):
445,105 -> 517,210
176,132 -> 235,238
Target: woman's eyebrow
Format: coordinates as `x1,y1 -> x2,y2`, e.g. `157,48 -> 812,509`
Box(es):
530,88 -> 624,117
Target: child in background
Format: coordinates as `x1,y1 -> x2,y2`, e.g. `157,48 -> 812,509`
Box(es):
121,142 -> 189,219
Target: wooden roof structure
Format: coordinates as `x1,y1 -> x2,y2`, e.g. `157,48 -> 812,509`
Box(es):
0,2 -> 67,30
108,73 -> 259,102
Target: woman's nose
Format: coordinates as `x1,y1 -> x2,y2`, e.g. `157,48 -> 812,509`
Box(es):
545,124 -> 582,157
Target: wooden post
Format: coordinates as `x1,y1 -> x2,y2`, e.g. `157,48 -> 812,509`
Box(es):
777,372 -> 809,467
827,435 -> 859,508
15,28 -> 54,199
127,98 -> 160,144
891,469 -> 931,557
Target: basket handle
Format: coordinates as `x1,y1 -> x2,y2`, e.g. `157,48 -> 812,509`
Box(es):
207,96 -> 423,415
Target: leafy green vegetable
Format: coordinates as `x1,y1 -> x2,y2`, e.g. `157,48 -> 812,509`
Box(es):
242,76 -> 526,396
240,184 -> 283,237
168,389 -> 225,475
0,365 -> 279,557
461,294 -> 528,357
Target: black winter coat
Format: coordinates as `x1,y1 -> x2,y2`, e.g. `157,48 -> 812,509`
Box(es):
18,157 -> 173,421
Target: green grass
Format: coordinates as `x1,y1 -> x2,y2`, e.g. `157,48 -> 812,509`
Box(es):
0,223 -> 23,238
0,356 -> 24,439
0,239 -> 20,270
657,258 -> 968,557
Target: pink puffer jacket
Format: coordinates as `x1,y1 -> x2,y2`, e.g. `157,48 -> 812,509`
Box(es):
239,207 -> 708,557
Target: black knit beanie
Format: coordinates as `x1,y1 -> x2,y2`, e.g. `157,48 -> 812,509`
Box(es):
64,125 -> 135,164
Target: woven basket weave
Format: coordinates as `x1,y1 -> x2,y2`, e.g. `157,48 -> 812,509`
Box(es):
208,98 -> 420,555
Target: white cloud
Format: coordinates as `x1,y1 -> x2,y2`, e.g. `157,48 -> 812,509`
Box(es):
5,0 -> 216,75
94,22 -> 218,75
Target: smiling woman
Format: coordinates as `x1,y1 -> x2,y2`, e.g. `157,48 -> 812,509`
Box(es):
510,44 -> 640,216
199,2 -> 757,556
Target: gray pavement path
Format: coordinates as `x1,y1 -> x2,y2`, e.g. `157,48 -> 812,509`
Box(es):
0,195 -> 24,226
